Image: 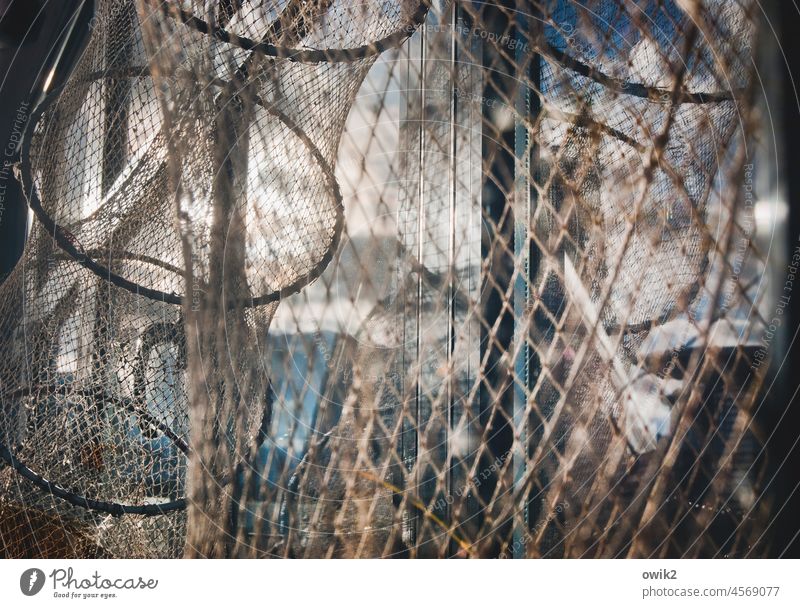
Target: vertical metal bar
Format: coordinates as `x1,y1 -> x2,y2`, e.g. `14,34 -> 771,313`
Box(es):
399,21 -> 425,555
412,28 -> 425,555
445,0 -> 458,556
512,3 -> 542,558
511,4 -> 531,559
479,0 -> 517,556
400,0 -> 482,556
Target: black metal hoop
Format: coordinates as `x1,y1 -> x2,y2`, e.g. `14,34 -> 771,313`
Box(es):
20,77 -> 344,308
0,384 -> 189,516
0,441 -> 186,517
0,377 -> 275,516
537,40 -> 739,105
155,0 -> 431,64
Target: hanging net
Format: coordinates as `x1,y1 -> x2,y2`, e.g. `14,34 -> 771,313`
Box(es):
0,0 -> 777,558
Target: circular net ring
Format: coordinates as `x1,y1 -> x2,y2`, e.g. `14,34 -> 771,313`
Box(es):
0,379 -> 273,516
149,0 -> 432,64
0,385 -> 189,516
20,78 -> 344,308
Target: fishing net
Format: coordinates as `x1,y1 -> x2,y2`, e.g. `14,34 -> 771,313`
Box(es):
0,0 -> 426,558
0,0 -> 775,558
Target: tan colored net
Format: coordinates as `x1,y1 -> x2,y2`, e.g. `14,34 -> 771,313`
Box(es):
0,0 -> 773,558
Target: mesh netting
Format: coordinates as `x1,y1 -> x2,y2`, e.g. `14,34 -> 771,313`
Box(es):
1,0 -> 775,558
